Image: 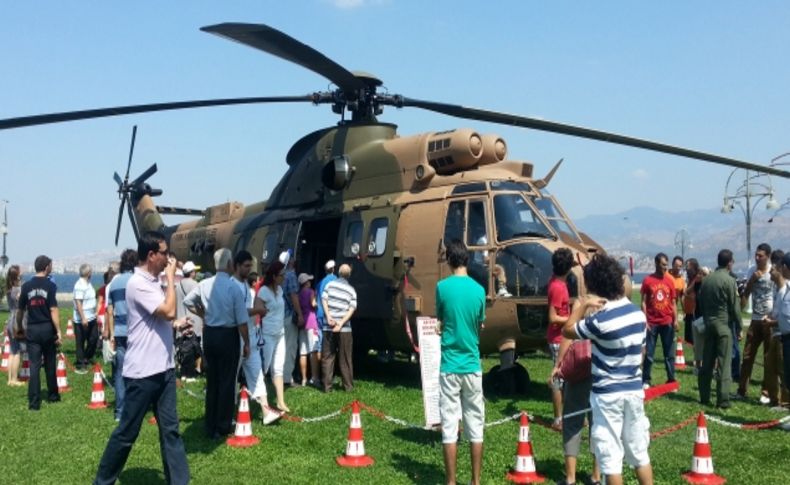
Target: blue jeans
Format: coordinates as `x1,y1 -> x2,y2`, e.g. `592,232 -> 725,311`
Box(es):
112,337 -> 128,420
730,325 -> 741,382
94,368 -> 189,485
643,324 -> 676,384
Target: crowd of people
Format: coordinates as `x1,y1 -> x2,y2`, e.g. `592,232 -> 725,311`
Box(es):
5,235 -> 790,485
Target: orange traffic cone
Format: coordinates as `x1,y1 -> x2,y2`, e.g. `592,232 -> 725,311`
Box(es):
56,353 -> 71,392
506,412 -> 546,483
682,412 -> 726,484
65,319 -> 75,339
18,345 -> 30,382
226,386 -> 260,448
87,363 -> 108,409
336,400 -> 374,467
1,334 -> 10,371
675,338 -> 687,370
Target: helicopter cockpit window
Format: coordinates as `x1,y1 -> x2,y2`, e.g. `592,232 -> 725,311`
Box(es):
343,221 -> 363,257
533,196 -> 582,243
493,194 -> 554,242
490,180 -> 535,194
367,217 -> 388,257
443,200 -> 465,245
495,243 -> 554,297
452,182 -> 487,195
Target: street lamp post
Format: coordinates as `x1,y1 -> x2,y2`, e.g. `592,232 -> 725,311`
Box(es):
674,229 -> 693,261
721,169 -> 780,266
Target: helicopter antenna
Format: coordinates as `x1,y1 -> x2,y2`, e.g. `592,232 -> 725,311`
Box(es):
534,158 -> 564,190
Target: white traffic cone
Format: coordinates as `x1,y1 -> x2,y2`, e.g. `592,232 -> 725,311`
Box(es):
681,412 -> 726,484
506,412 -> 546,483
226,386 -> 260,447
56,353 -> 71,392
87,363 -> 107,409
675,338 -> 687,370
336,400 -> 374,467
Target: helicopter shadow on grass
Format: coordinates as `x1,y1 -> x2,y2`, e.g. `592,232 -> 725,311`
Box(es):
180,417 -> 225,455
118,467 -> 165,484
355,354 -> 423,390
390,452 -> 444,484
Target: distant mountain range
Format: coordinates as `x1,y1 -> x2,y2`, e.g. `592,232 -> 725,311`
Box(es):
13,206 -> 789,275
575,206 -> 790,272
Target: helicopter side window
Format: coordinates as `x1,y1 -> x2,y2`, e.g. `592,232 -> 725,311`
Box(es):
262,231 -> 279,263
367,217 -> 388,257
343,221 -> 363,257
493,194 -> 553,242
443,200 -> 465,245
452,182 -> 487,195
466,200 -> 488,246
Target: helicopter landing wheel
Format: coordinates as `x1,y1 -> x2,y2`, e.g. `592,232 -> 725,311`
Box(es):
482,362 -> 530,397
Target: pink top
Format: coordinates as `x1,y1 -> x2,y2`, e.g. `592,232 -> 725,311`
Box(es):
298,287 -> 318,331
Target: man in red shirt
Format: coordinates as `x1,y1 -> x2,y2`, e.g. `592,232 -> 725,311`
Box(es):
641,252 -> 678,388
547,248 -> 574,431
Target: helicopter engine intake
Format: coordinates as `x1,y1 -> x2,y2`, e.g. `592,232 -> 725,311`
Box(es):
425,128 -> 483,175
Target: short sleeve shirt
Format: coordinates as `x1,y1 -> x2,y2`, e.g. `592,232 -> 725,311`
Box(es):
436,275 -> 486,374
18,276 -> 58,326
258,285 -> 285,336
123,267 -> 175,379
107,272 -> 133,337
748,265 -> 774,319
640,273 -> 676,325
73,277 -> 97,323
772,283 -> 790,336
546,276 -> 569,344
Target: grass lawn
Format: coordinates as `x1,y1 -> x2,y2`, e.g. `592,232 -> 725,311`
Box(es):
1,304 -> 789,484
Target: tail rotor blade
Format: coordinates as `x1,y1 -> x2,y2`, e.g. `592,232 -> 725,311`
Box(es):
115,197 -> 127,245
126,198 -> 140,242
131,163 -> 158,186
125,125 -> 137,181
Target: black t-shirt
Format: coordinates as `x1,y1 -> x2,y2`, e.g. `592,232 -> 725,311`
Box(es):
19,276 -> 58,325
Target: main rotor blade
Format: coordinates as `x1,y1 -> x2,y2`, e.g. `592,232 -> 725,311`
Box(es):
131,163 -> 158,187
201,23 -> 367,94
125,125 -> 138,181
402,98 -> 790,179
115,197 -> 126,246
0,96 -> 313,130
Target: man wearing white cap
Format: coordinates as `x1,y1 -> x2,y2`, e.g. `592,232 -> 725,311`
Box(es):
176,261 -> 202,342
279,250 -> 304,385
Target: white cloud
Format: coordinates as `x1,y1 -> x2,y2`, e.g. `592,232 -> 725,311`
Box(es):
632,168 -> 649,180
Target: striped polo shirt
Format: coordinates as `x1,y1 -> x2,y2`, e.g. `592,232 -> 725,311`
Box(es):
574,297 -> 646,395
107,271 -> 133,337
321,277 -> 357,333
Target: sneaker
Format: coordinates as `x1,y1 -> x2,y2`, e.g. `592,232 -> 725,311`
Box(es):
497,287 -> 512,297
760,394 -> 771,405
770,406 -> 788,413
642,383 -> 651,390
717,401 -> 732,410
731,393 -> 746,401
779,422 -> 790,432
551,418 -> 563,432
263,407 -> 282,425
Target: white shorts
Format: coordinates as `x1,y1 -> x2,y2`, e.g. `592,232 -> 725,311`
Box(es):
590,392 -> 651,475
439,372 -> 485,444
262,333 -> 286,378
298,328 -> 320,355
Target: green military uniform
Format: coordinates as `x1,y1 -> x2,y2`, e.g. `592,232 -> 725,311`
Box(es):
697,267 -> 741,406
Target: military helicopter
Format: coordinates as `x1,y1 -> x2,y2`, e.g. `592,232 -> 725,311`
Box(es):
3,23 -> 789,386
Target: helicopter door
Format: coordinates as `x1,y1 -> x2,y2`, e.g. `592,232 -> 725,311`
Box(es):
279,220 -> 302,261
443,198 -> 492,295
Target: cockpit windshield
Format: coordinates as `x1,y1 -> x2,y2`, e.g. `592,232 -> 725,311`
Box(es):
493,193 -> 554,242
533,193 -> 582,243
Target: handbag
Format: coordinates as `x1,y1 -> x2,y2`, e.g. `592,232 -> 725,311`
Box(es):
558,339 -> 592,383
102,338 -> 116,363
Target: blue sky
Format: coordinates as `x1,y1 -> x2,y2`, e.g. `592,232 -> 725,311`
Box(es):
1,1 -> 789,264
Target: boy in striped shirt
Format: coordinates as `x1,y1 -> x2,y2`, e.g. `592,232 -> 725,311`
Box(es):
562,254 -> 654,485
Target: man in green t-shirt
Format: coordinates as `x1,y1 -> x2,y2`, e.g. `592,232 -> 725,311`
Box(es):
436,239 -> 486,485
